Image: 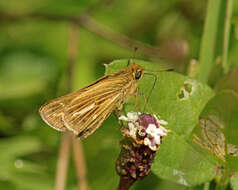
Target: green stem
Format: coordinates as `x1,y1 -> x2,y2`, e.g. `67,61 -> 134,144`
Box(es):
215,168 -> 230,190
198,0 -> 222,83
187,59 -> 198,78
204,182 -> 210,190
222,0 -> 233,73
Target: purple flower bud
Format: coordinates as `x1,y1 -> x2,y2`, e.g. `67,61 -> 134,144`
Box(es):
139,114 -> 159,128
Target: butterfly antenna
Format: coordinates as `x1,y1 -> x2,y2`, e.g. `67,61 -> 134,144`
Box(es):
143,72 -> 157,111
143,68 -> 173,111
144,68 -> 174,73
132,47 -> 138,64
127,47 -> 138,67
127,59 -> 131,66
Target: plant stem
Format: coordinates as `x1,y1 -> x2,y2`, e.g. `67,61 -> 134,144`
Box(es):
215,171 -> 230,190
67,22 -> 79,92
72,137 -> 89,190
54,22 -> 79,190
67,23 -> 89,190
187,59 -> 198,78
204,182 -> 210,190
0,11 -> 164,60
54,132 -> 72,190
222,0 -> 233,73
117,177 -> 135,190
198,0 -> 222,83
54,22 -> 88,190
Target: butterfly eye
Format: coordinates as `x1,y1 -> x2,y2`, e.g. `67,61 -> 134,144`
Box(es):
135,71 -> 142,80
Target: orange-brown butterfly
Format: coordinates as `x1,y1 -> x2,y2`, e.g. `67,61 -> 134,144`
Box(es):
39,61 -> 145,139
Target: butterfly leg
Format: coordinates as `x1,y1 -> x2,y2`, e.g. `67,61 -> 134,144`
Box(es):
138,91 -> 153,113
135,88 -> 140,113
114,105 -> 124,127
115,107 -> 121,118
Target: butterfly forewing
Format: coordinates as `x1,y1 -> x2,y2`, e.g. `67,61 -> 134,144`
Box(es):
63,77 -> 127,138
39,63 -> 144,139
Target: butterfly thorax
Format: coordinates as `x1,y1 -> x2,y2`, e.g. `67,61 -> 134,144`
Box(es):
114,64 -> 144,109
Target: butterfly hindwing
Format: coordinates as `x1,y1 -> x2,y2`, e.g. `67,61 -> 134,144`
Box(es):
39,92 -> 78,131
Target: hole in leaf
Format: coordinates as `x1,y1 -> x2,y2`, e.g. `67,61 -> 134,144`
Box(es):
177,89 -> 186,99
177,81 -> 194,100
184,82 -> 193,93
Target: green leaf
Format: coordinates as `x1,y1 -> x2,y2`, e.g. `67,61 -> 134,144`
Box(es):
106,59 -> 215,185
10,172 -> 53,190
133,173 -> 187,190
0,51 -> 57,100
192,94 -> 238,169
0,136 -> 42,163
185,185 -> 204,190
152,133 -> 216,186
0,137 -> 45,189
0,180 -> 16,190
0,113 -> 15,135
200,91 -> 238,147
191,68 -> 238,189
192,68 -> 238,170
215,67 -> 238,94
106,59 -> 214,138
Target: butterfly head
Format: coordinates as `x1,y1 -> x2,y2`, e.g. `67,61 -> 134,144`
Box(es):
128,63 -> 144,81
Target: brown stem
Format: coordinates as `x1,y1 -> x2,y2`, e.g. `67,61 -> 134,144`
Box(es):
187,59 -> 198,78
54,132 -> 72,190
78,15 -> 162,59
67,23 -> 89,190
67,22 -> 79,92
0,11 -> 164,59
72,137 -> 89,190
117,177 -> 135,190
53,22 -> 79,190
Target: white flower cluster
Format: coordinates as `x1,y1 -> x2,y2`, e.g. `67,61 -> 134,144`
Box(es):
119,112 -> 169,151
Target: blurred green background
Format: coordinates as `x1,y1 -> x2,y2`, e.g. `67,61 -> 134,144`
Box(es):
0,0 -> 238,190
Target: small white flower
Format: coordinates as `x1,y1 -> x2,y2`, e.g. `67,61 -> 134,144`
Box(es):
158,120 -> 168,125
119,112 -> 169,151
144,124 -> 169,150
144,137 -> 157,151
127,112 -> 139,122
128,122 -> 137,139
146,124 -> 159,137
153,114 -> 168,125
144,137 -> 151,146
159,126 -> 169,136
119,112 -> 140,123
118,115 -> 129,121
154,135 -> 161,145
156,127 -> 168,136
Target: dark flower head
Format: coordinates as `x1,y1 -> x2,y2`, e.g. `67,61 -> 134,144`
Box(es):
116,112 -> 170,182
119,112 -> 169,151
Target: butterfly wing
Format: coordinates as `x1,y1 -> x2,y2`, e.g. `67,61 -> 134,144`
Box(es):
39,91 -> 81,131
63,77 -> 127,138
39,74 -> 129,138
